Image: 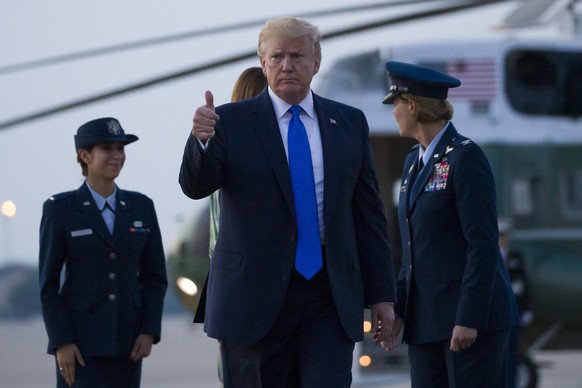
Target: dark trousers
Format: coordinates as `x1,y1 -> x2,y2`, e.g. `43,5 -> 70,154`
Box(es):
408,328 -> 510,388
221,340 -> 261,387
221,268 -> 354,388
55,356 -> 142,388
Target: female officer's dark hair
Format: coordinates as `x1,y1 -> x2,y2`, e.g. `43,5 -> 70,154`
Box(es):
77,146 -> 94,177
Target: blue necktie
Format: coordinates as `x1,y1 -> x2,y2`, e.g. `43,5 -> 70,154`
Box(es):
288,105 -> 322,279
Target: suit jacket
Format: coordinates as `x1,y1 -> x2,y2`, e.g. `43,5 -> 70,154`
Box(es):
179,90 -> 395,345
396,123 -> 518,345
39,183 -> 168,356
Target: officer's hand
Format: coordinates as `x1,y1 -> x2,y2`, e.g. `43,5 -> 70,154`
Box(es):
192,90 -> 220,142
56,343 -> 85,387
371,302 -> 395,348
131,334 -> 154,361
381,314 -> 403,352
450,325 -> 477,352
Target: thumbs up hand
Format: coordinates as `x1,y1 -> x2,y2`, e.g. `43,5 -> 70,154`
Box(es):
192,90 -> 220,141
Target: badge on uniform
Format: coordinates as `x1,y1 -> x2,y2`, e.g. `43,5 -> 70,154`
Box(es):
129,220 -> 149,233
425,162 -> 449,191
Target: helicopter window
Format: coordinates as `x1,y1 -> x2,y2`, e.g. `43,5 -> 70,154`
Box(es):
505,50 -> 582,118
511,178 -> 534,216
315,50 -> 386,100
561,171 -> 582,219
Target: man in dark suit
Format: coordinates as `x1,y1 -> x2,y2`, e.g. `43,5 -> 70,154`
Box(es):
39,118 -> 168,387
382,61 -> 519,387
179,17 -> 396,388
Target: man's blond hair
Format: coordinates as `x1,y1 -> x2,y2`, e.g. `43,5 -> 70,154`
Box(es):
257,17 -> 322,63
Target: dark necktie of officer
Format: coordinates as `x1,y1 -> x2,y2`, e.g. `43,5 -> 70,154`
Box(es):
407,156 -> 424,204
288,105 -> 322,280
101,201 -> 115,213
101,201 -> 115,234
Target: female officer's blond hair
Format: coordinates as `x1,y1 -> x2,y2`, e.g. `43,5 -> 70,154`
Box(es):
401,93 -> 454,123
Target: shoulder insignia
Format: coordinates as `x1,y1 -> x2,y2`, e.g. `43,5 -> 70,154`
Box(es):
48,191 -> 75,202
461,139 -> 472,146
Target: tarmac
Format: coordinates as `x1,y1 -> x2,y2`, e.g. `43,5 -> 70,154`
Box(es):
1,314 -> 581,387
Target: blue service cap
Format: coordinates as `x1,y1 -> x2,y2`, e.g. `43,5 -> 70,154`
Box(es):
74,117 -> 138,150
382,61 -> 461,104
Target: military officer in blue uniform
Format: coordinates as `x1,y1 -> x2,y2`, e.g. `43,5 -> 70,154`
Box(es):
39,117 -> 168,387
382,62 -> 518,387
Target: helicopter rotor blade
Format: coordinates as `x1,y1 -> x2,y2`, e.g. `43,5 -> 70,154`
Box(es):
0,0 -> 446,76
0,0 -> 500,131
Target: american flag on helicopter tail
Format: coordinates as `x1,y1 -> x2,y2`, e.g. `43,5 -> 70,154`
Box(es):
419,58 -> 497,101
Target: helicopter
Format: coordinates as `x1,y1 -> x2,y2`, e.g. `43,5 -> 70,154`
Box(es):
1,1 -> 581,386
164,1 -> 582,387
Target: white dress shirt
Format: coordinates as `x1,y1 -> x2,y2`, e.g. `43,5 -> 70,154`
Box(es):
268,87 -> 325,243
86,182 -> 117,234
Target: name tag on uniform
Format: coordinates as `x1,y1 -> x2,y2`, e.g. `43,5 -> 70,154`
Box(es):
71,228 -> 93,237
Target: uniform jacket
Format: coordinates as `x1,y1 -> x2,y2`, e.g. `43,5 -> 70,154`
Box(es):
396,123 -> 518,344
179,90 -> 396,345
39,183 -> 167,356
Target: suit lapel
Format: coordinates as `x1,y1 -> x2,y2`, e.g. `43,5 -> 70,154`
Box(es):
76,183 -> 115,247
248,91 -> 342,222
249,91 -> 295,216
409,124 -> 458,208
313,94 -> 340,227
